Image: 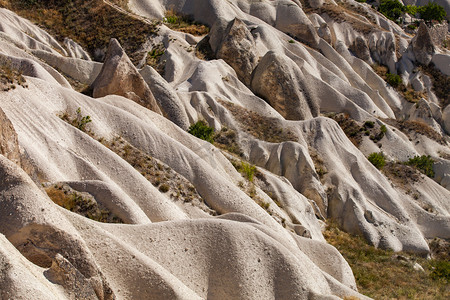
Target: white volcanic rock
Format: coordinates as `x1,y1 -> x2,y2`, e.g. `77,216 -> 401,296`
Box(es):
32,49 -> 102,85
140,65 -> 190,129
0,1 -> 450,298
63,38 -> 92,60
92,39 -> 162,115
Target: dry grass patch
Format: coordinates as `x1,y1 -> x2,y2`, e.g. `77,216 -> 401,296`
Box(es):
5,0 -> 157,63
420,64 -> 450,108
324,222 -> 450,299
0,63 -> 27,91
104,136 -> 217,215
220,100 -> 298,143
164,9 -> 209,36
382,118 -> 446,145
45,183 -> 123,223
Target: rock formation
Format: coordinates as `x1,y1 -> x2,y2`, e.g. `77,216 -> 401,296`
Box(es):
0,0 -> 449,298
92,38 -> 162,114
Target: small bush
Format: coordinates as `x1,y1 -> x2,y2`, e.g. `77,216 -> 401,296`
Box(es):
386,73 -> 403,88
368,152 -> 386,169
240,161 -> 257,182
418,3 -> 447,23
188,120 -> 214,143
405,155 -> 435,178
364,121 -> 375,128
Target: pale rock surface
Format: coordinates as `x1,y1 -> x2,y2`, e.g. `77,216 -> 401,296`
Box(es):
251,50 -> 319,120
0,107 -> 21,166
92,39 -> 162,115
63,38 -> 92,61
140,65 -> 190,129
210,18 -> 259,86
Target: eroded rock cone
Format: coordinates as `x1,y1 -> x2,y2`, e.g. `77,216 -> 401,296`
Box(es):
412,22 -> 435,66
92,39 -> 162,115
251,51 -> 319,120
211,18 -> 259,86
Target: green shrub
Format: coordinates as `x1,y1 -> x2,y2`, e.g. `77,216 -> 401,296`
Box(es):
405,155 -> 435,178
240,161 -> 257,182
364,121 -> 375,128
418,3 -> 446,22
368,152 -> 386,169
188,120 -> 214,143
405,5 -> 418,16
379,0 -> 405,22
386,73 -> 403,88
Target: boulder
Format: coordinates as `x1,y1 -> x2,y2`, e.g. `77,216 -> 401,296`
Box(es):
92,39 -> 162,115
251,51 -> 319,120
411,22 -> 435,66
210,18 -> 259,86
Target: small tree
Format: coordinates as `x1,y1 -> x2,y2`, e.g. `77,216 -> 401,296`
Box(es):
418,3 -> 447,23
379,0 -> 405,22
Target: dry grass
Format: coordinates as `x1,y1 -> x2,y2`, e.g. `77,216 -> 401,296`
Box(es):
5,0 -> 157,63
164,9 -> 209,36
382,118 -> 447,145
0,63 -> 27,91
420,64 -> 450,108
213,126 -> 243,157
45,184 -> 123,223
324,222 -> 450,299
220,100 -> 298,143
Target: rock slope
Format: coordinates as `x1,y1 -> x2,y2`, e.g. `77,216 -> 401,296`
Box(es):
0,0 -> 449,299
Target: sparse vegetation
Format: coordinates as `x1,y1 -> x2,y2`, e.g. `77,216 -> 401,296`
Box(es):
59,107 -> 92,133
220,100 -> 298,143
382,118 -> 446,145
324,221 -> 450,299
45,183 -> 123,223
0,63 -> 27,91
213,126 -> 243,156
146,43 -> 165,73
372,64 -> 426,103
188,120 -> 215,143
420,64 -> 450,108
163,9 -> 209,36
368,152 -> 386,169
5,0 -> 158,63
406,155 -> 435,178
